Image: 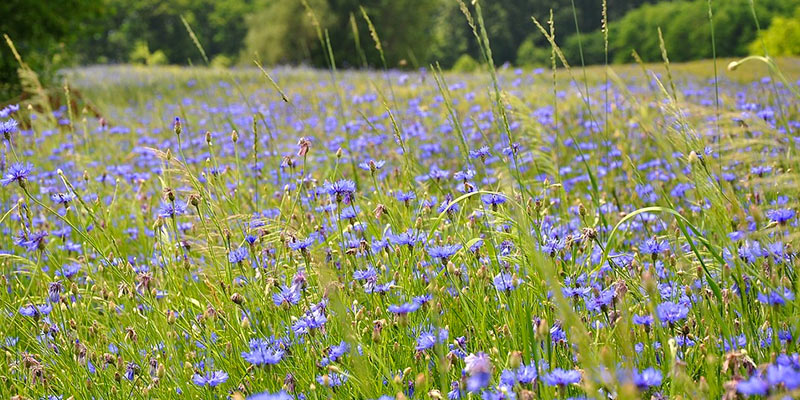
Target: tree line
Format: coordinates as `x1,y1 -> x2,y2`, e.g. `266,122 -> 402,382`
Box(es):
1,0 -> 799,99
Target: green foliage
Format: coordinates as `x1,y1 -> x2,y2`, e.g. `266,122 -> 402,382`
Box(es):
451,54 -> 480,72
243,0 -> 329,65
72,0 -> 252,65
606,0 -> 800,63
129,41 -> 168,66
516,37 -> 551,66
749,7 -> 800,56
0,0 -> 103,100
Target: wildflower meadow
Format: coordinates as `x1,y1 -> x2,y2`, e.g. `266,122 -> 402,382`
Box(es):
2,6 -> 800,400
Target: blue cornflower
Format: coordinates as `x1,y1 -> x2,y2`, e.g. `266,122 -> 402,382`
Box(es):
316,372 -> 348,387
325,179 -> 356,203
353,266 -> 377,281
322,341 -> 350,366
543,368 -> 581,386
656,301 -> 689,326
415,328 -> 447,351
241,338 -> 285,366
517,363 -> 537,384
288,237 -> 315,252
388,302 -> 419,315
635,184 -> 658,203
481,193 -> 506,208
19,303 -> 52,318
0,104 -> 18,118
16,231 -> 48,252
228,247 -> 249,264
247,391 -> 293,400
757,287 -> 794,306
766,208 -> 795,224
157,202 -> 186,218
766,363 -> 800,389
464,352 -> 492,393
51,192 -> 76,206
358,159 -> 385,171
272,285 -> 301,307
542,237 -> 565,257
192,370 -> 228,387
427,244 -> 461,261
632,367 -> 663,390
640,238 -> 669,258
388,229 -> 423,248
632,314 -> 654,328
124,362 -> 139,381
469,146 -> 491,160
737,374 -> 768,396
493,272 -> 518,292
1,118 -> 18,138
58,263 -> 81,279
1,162 -> 33,187
395,190 -> 416,203
585,286 -> 615,312
751,165 -> 772,176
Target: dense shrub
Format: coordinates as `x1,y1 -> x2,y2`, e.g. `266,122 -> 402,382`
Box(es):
749,7 -> 800,56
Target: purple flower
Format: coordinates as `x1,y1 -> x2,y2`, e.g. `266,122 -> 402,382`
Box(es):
464,352 -> 492,393
288,237 -> 315,252
157,202 -> 186,218
19,303 -> 52,318
632,367 -> 663,389
247,391 -> 293,400
766,363 -> 800,389
0,104 -> 19,118
543,368 -> 581,386
416,328 -> 447,351
192,370 -> 228,387
316,372 -> 348,387
388,229 -> 424,248
757,287 -> 794,306
228,247 -> 249,264
325,179 -> 356,202
1,162 -> 33,186
481,194 -> 506,207
469,146 -> 491,160
640,238 -> 669,257
427,244 -> 461,261
632,314 -> 654,327
272,285 -> 301,307
656,301 -> 689,325
493,273 -> 518,292
51,192 -> 76,205
1,118 -> 19,137
737,375 -> 768,396
241,338 -> 285,366
358,159 -> 385,171
517,363 -> 538,384
766,208 -> 795,224
16,231 -> 48,252
388,302 -> 419,315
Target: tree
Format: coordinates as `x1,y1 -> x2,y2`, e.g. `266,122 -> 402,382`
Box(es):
0,0 -> 103,100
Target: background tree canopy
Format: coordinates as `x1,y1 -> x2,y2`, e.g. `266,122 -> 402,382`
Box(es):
2,0 -> 800,99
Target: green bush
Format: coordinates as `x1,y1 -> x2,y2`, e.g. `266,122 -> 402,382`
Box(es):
749,7 -> 800,56
604,0 -> 799,63
243,0 -> 331,66
129,41 -> 168,66
451,54 -> 480,73
516,37 -> 551,67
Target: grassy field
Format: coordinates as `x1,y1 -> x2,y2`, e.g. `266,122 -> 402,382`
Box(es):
1,54 -> 799,400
